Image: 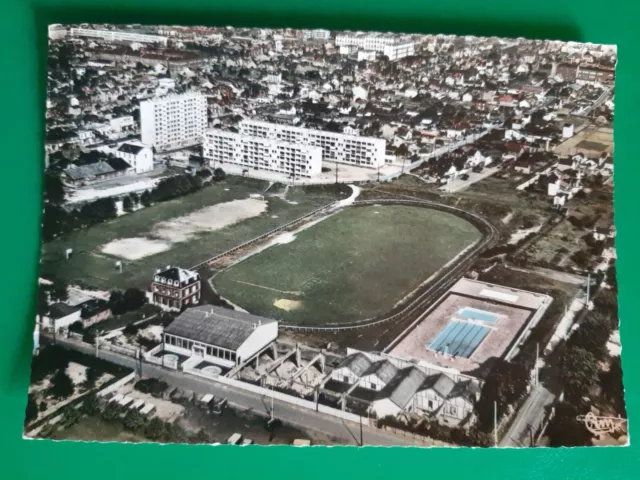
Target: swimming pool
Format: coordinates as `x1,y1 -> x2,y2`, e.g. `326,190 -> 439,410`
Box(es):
427,320 -> 490,358
457,307 -> 499,323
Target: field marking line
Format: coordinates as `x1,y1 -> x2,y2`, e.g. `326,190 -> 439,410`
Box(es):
233,280 -> 302,296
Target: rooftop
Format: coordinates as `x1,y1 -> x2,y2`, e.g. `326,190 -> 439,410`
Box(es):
164,305 -> 276,351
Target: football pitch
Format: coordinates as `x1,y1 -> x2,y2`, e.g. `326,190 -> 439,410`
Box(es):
39,177 -> 348,290
213,204 -> 482,325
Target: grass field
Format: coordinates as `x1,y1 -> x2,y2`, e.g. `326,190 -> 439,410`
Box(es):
40,177 -> 349,290
214,204 -> 481,325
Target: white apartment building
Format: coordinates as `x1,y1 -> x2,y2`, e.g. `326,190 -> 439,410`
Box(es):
48,24 -> 68,41
336,33 -> 398,51
238,120 -> 386,169
204,129 -> 322,178
69,28 -> 168,46
140,92 -> 207,152
383,41 -> 415,61
303,29 -> 332,40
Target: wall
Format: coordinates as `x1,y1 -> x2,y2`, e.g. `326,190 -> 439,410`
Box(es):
96,372 -> 136,398
44,310 -> 82,330
209,373 -> 369,426
371,398 -> 402,418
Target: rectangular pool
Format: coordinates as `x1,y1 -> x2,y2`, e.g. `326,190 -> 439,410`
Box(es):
457,307 -> 499,324
427,320 -> 489,358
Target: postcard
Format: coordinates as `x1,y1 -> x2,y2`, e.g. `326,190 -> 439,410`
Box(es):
25,23 -> 623,447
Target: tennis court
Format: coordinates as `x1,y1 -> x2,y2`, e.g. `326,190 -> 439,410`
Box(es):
427,320 -> 490,358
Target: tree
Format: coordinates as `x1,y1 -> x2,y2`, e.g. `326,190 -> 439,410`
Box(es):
36,283 -> 50,321
213,168 -> 226,181
49,281 -> 69,303
25,394 -> 38,424
82,366 -> 101,390
140,190 -> 152,207
570,249 -> 591,269
560,346 -> 600,401
194,428 -> 211,444
123,410 -> 145,432
196,168 -> 212,178
43,173 -> 66,205
601,356 -> 626,416
63,405 -> 81,427
606,263 -> 618,292
144,417 -> 165,440
80,394 -> 101,416
122,195 -> 133,213
101,402 -> 121,422
546,402 -> 592,447
129,192 -> 140,206
123,288 -> 147,311
567,312 -> 611,360
68,321 -> 84,334
48,368 -> 74,399
80,197 -> 117,226
476,359 -> 529,431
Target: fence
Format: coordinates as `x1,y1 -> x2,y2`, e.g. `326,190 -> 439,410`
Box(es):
191,200 -> 338,269
205,373 -> 369,426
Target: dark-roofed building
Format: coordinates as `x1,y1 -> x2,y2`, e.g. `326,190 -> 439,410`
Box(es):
371,369 -> 479,424
63,159 -> 131,186
151,265 -> 201,311
42,302 -> 82,330
358,360 -> 399,391
163,304 -> 278,367
372,366 -> 428,416
330,352 -> 373,385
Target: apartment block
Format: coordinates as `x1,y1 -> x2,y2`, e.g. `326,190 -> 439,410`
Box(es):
204,129 -> 323,178
303,29 -> 332,40
140,92 -> 207,152
238,120 -> 386,169
383,41 -> 415,61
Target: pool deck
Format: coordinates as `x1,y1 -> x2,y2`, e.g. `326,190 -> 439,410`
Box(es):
390,292 -> 533,374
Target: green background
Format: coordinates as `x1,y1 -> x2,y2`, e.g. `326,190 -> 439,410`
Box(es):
0,0 -> 637,477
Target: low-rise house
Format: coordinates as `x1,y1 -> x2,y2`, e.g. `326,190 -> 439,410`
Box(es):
42,298 -> 111,331
63,157 -> 132,186
358,360 -> 399,392
331,352 -> 372,385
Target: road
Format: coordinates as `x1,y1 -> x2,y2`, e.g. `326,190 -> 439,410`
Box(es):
46,335 -> 422,446
500,384 -> 556,447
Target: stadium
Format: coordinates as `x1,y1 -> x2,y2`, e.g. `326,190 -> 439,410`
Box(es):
387,278 -> 553,374
212,199 -> 493,327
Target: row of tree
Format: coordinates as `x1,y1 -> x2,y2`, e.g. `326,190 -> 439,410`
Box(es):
42,170 -> 227,242
42,197 -> 118,241
547,261 -> 622,446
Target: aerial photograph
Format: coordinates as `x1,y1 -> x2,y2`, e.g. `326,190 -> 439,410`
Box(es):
25,23 -> 623,448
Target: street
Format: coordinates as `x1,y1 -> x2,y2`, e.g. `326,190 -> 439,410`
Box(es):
48,336 -> 423,446
500,384 -> 555,447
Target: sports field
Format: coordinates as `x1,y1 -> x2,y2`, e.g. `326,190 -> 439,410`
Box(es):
213,204 -> 482,325
40,177 -> 349,290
